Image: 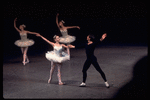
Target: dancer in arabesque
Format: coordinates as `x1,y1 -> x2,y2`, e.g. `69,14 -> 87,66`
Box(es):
36,34 -> 75,85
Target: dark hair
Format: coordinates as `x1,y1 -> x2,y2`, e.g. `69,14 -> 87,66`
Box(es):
88,34 -> 95,42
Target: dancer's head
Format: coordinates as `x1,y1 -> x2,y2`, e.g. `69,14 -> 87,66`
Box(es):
19,24 -> 26,30
53,35 -> 60,42
87,34 -> 95,42
58,20 -> 65,27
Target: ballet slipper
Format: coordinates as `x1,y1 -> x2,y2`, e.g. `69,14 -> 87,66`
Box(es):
22,61 -> 26,65
59,82 -> 65,85
25,59 -> 29,64
48,79 -> 51,84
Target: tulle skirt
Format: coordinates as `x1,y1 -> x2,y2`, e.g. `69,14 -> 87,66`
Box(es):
14,39 -> 34,47
59,35 -> 76,44
45,51 -> 70,63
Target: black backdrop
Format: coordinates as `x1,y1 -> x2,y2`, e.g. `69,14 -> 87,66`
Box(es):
3,1 -> 148,61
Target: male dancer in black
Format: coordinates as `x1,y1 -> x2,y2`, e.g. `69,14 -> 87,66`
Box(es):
79,33 -> 109,88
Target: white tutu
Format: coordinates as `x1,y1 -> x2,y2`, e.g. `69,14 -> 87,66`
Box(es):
14,39 -> 34,47
14,33 -> 34,47
59,35 -> 76,44
45,46 -> 70,63
59,29 -> 76,44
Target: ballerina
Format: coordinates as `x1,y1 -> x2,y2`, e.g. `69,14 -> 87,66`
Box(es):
56,13 -> 80,55
14,18 -> 39,65
36,34 -> 75,85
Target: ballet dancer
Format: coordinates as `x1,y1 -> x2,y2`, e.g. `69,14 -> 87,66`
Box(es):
14,18 -> 39,65
79,33 -> 110,88
56,13 -> 80,55
36,34 -> 75,85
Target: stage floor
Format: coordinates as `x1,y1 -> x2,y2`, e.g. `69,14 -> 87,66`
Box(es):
3,46 -> 147,99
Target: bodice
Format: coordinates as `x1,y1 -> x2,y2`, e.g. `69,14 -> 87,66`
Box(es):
53,46 -> 63,56
60,29 -> 68,37
20,33 -> 27,41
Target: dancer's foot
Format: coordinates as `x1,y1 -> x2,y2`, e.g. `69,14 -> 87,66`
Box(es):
59,82 -> 65,85
25,59 -> 30,64
79,82 -> 86,87
105,81 -> 110,88
48,79 -> 51,84
22,61 -> 26,65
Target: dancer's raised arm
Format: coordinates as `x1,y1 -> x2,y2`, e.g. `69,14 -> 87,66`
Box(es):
14,18 -> 21,33
36,34 -> 55,46
100,33 -> 107,41
56,13 -> 80,30
56,13 -> 60,28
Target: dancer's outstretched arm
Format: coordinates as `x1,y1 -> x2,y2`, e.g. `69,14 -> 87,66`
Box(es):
62,44 -> 75,49
36,34 -> 55,46
14,18 -> 39,35
100,33 -> 107,41
26,31 -> 39,35
65,26 -> 80,30
56,13 -> 80,30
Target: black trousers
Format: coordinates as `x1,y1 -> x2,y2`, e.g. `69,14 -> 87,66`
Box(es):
82,55 -> 107,83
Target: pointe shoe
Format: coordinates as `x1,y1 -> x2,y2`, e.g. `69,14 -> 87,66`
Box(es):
59,82 -> 65,85
22,61 -> 26,65
48,79 -> 51,84
25,60 -> 29,65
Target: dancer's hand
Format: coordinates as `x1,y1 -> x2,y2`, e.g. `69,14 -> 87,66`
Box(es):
102,33 -> 107,39
14,18 -> 17,22
68,44 -> 75,48
100,33 -> 107,41
57,13 -> 59,16
77,26 -> 80,29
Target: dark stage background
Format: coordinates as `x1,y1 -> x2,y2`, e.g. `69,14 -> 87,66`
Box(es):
3,1 -> 148,61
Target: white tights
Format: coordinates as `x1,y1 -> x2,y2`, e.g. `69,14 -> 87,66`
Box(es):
21,47 -> 29,65
48,61 -> 63,84
48,46 -> 70,84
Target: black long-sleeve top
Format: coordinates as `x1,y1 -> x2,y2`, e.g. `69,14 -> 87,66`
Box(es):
75,40 -> 101,58
85,40 -> 101,58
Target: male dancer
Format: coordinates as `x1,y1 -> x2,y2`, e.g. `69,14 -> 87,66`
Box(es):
79,33 -> 109,88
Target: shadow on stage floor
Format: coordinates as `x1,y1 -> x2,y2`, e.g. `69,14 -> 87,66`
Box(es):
3,46 -> 147,99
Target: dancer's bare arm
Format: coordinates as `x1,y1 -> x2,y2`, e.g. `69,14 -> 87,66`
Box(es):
65,26 -> 80,30
56,13 -> 60,28
36,34 -> 55,46
62,44 -> 75,48
26,31 -> 39,35
100,33 -> 107,41
14,18 -> 21,33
